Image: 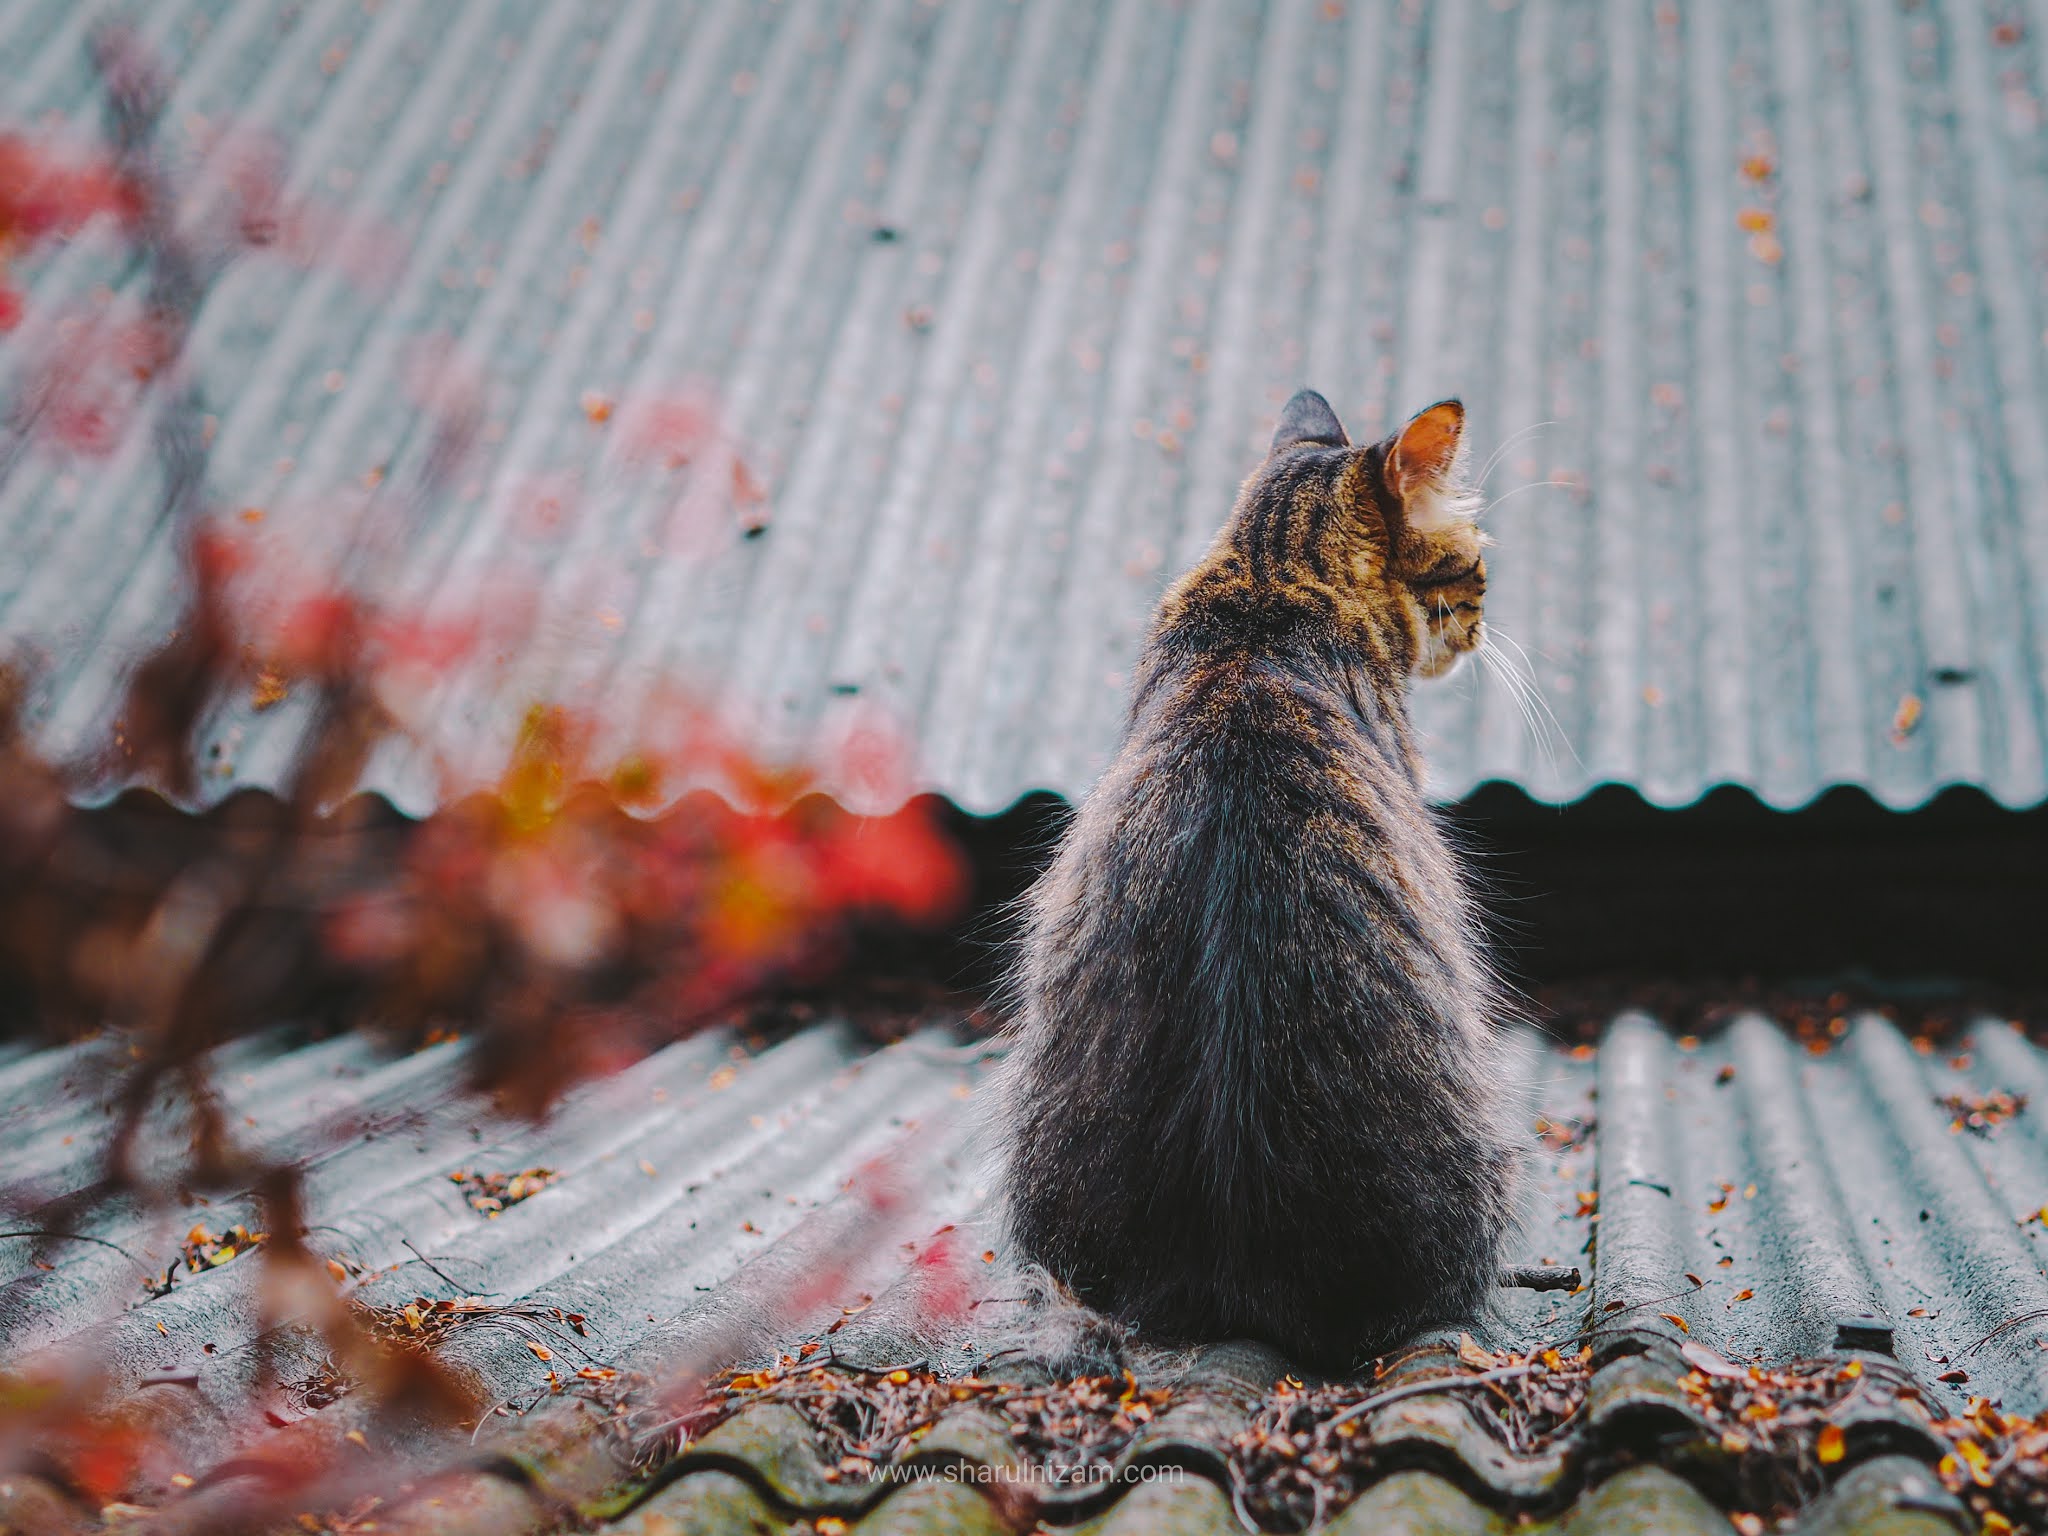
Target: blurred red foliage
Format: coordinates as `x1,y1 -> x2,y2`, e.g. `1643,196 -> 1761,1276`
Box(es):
0,22 -> 971,1525
0,132 -> 134,329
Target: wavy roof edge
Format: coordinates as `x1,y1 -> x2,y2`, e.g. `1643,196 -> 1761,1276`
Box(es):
48,773 -> 2048,831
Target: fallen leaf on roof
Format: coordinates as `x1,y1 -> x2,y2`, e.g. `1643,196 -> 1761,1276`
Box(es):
1892,692 -> 1924,742
1659,1314 -> 1690,1334
1680,1341 -> 1747,1379
1939,1090 -> 2027,1136
1457,1333 -> 1496,1369
450,1165 -> 557,1216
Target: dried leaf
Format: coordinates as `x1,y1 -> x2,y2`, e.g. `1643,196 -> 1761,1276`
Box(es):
1680,1341 -> 1748,1380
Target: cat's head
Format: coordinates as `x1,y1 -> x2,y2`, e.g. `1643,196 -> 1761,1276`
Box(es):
1254,389 -> 1487,678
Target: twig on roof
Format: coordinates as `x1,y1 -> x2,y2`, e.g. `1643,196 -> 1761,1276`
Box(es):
1321,1363 -> 1536,1432
402,1238 -> 480,1296
0,1228 -> 152,1273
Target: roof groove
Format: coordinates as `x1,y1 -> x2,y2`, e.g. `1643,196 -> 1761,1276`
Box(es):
718,0 -> 987,725
1945,0 -> 2048,798
1857,0 -> 1990,790
919,0 -> 1188,792
1585,0 -> 1647,792
1726,1018 -> 1890,1358
1766,0 -> 1869,790
818,0 -> 1085,734
483,0 -> 851,745
633,0 -> 931,707
393,0 -> 770,795
1685,1 -> 1757,790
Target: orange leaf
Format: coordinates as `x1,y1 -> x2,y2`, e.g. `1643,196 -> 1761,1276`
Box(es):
1658,1313 -> 1690,1334
1816,1423 -> 1845,1464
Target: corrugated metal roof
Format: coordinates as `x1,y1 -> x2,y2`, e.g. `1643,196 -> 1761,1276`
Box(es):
3,1007 -> 2044,1530
3,0 -> 2046,814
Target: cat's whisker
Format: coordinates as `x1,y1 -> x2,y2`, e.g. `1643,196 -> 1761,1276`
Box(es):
1477,645 -> 1559,781
1484,646 -> 1562,775
1474,420 -> 1557,489
1478,478 -> 1573,519
1476,645 -> 1553,777
1482,625 -> 1584,775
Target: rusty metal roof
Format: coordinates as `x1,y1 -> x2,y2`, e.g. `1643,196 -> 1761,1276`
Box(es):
3,0 -> 2046,813
2,1007 -> 2043,1530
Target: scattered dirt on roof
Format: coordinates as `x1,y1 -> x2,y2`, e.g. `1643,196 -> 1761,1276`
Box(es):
1533,975 -> 2048,1055
1231,1335 -> 1596,1530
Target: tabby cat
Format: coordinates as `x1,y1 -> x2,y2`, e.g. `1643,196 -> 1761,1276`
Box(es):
996,390 -> 1520,1371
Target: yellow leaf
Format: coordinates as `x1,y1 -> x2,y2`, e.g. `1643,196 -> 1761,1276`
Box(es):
1957,1437 -> 1994,1486
345,1430 -> 368,1449
155,1321 -> 167,1336
1816,1423 -> 1845,1464
208,1246 -> 236,1267
1659,1313 -> 1690,1334
403,1303 -> 424,1331
527,1341 -> 553,1362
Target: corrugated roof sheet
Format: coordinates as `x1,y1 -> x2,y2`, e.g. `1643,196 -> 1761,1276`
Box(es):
3,1008 -> 2044,1530
4,0 -> 2047,815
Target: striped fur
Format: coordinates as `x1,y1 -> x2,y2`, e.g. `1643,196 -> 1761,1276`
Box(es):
995,392 -> 1520,1371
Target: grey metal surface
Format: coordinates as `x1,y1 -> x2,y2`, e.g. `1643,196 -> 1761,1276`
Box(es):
4,0 -> 2047,815
0,1007 -> 2043,1531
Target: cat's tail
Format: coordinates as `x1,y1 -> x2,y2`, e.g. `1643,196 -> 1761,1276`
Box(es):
969,1262 -> 1134,1380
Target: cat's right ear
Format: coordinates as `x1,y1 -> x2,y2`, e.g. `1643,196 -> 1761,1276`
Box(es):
1270,388 -> 1350,454
1379,399 -> 1470,528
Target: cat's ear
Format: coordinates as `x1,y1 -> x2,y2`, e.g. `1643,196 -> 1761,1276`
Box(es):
1380,399 -> 1470,525
1270,388 -> 1350,453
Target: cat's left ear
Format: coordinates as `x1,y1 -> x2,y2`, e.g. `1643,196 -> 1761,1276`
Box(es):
1381,399 -> 1467,521
1270,388 -> 1350,453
